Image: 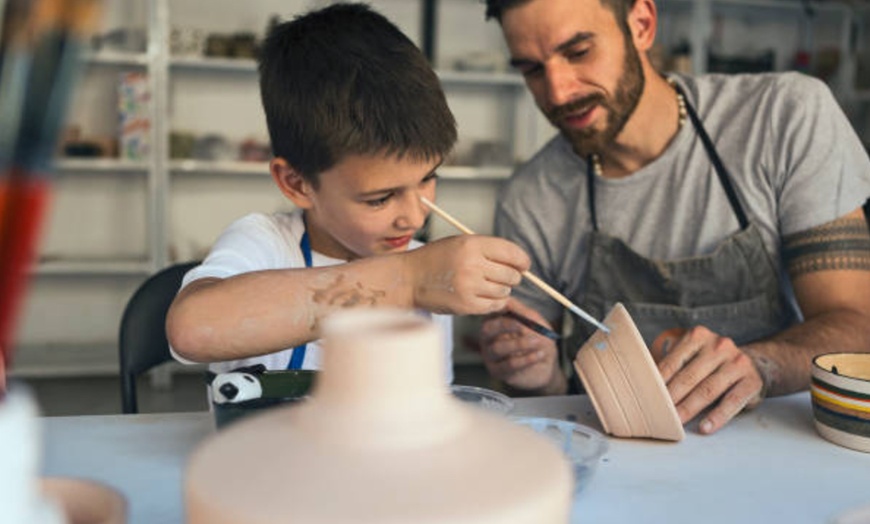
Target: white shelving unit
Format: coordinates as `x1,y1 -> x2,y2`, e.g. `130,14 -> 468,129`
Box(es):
12,0 -> 539,377
13,0 -> 868,378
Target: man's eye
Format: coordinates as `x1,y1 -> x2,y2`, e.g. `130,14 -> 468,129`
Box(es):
567,49 -> 589,61
519,64 -> 543,78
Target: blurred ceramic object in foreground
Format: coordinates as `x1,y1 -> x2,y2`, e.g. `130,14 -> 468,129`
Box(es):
186,309 -> 572,524
829,502 -> 870,524
41,478 -> 127,524
573,303 -> 684,441
811,353 -> 870,453
0,385 -> 65,524
513,417 -> 608,495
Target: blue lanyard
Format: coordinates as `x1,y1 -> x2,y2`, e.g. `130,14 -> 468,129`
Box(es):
287,231 -> 312,370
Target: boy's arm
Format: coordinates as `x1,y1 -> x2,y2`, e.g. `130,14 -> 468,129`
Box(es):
167,235 -> 529,363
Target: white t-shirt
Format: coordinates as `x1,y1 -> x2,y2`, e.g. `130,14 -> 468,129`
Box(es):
171,209 -> 455,383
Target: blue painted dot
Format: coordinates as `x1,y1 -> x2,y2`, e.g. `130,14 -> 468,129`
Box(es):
595,342 -> 606,351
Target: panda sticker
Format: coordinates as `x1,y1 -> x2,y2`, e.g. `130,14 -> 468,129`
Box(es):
210,372 -> 264,404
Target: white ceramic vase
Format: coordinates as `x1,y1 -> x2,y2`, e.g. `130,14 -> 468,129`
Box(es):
186,308 -> 572,523
0,385 -> 66,524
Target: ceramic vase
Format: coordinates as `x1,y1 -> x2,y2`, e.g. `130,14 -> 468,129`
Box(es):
186,308 -> 572,523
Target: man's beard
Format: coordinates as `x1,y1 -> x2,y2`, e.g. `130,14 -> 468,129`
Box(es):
546,37 -> 645,158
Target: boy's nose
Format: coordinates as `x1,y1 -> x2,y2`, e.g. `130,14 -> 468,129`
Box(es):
395,194 -> 427,230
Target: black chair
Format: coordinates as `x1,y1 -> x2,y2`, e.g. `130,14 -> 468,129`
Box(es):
118,261 -> 200,414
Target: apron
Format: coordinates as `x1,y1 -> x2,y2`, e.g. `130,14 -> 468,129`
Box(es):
570,87 -> 796,358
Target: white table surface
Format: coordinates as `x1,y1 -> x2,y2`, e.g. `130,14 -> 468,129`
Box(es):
41,392 -> 870,524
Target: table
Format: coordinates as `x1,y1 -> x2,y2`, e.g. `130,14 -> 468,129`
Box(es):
41,393 -> 870,524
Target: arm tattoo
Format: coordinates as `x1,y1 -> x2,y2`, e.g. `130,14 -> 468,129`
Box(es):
782,215 -> 870,278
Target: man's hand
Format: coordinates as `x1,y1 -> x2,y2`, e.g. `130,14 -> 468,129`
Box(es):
406,236 -> 530,316
479,298 -> 566,395
653,326 -> 765,435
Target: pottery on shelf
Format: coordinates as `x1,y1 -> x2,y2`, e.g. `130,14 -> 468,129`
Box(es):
573,303 -> 685,441
186,308 -> 573,524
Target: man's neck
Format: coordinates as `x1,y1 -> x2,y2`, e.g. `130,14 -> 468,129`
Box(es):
595,72 -> 683,179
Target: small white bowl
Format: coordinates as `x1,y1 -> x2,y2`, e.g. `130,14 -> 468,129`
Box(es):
451,384 -> 514,414
513,417 -> 608,495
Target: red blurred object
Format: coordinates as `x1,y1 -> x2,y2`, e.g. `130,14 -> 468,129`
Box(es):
0,173 -> 52,370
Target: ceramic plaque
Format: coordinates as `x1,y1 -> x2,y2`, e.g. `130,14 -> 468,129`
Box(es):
573,303 -> 685,441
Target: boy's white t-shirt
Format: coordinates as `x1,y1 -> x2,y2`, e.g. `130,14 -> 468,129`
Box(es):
171,209 -> 454,383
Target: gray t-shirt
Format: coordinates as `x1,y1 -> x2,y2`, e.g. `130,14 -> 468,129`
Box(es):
496,72 -> 870,325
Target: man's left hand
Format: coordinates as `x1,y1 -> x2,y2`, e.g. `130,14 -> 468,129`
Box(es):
653,326 -> 765,435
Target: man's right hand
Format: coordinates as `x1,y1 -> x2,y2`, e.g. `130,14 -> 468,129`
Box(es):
405,235 -> 530,315
479,298 -> 567,395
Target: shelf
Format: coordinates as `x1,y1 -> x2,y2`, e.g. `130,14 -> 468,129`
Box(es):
170,55 -> 257,73
437,70 -> 525,87
34,259 -> 153,277
54,158 -> 150,173
8,343 -> 120,378
169,160 -> 511,181
712,0 -> 849,14
80,50 -> 150,67
168,56 -> 526,87
439,165 -> 513,180
170,159 -> 270,176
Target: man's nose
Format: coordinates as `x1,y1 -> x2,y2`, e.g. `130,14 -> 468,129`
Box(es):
544,63 -> 577,108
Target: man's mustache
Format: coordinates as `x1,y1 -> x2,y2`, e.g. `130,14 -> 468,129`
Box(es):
548,93 -> 607,122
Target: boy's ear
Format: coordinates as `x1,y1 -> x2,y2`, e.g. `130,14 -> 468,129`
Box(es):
270,157 -> 314,209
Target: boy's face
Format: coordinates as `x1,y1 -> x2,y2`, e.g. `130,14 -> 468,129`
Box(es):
302,153 -> 440,261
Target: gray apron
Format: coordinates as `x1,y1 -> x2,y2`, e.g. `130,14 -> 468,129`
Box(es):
569,88 -> 796,359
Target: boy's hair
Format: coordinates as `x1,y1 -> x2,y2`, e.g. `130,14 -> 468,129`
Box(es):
484,0 -> 635,34
258,3 -> 457,187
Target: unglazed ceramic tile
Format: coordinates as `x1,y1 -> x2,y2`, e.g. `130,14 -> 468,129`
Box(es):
573,303 -> 685,441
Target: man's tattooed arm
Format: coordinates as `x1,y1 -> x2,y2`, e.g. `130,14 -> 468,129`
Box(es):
742,207 -> 870,397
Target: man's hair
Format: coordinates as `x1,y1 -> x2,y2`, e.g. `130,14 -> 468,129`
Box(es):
484,0 -> 635,34
258,3 -> 457,186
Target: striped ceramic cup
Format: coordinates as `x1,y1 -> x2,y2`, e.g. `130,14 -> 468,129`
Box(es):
811,353 -> 870,453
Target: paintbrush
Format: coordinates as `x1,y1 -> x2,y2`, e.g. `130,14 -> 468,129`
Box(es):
0,0 -> 103,381
420,196 -> 610,334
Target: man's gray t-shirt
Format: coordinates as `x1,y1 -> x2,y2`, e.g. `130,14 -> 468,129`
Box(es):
496,72 -> 870,325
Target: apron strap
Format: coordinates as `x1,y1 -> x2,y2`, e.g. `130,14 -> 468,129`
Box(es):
287,230 -> 312,370
586,81 -> 750,231
680,84 -> 750,230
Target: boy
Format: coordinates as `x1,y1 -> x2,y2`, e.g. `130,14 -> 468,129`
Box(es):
166,3 -> 530,381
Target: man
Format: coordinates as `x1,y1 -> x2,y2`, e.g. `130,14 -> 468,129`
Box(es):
479,0 -> 870,434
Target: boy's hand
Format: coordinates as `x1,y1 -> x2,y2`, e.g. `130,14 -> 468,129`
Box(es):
406,236 -> 530,315
479,298 -> 566,395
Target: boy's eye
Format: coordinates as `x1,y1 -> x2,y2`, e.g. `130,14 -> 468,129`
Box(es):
422,172 -> 439,184
365,194 -> 392,207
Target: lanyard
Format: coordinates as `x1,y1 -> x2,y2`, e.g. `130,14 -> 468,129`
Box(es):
287,231 -> 312,370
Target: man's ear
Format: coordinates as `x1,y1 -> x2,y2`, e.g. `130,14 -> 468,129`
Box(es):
270,157 -> 315,209
628,0 -> 657,53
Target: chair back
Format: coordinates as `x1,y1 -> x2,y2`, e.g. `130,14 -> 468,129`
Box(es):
118,261 -> 200,413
